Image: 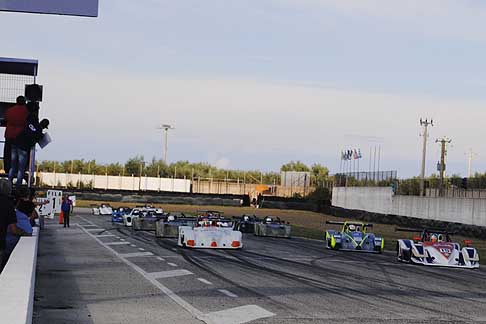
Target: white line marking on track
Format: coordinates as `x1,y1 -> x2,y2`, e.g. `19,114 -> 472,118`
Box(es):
218,289 -> 238,298
168,262 -> 177,267
157,257 -> 165,261
138,248 -> 145,251
198,278 -> 213,285
206,305 -> 275,324
105,241 -> 131,246
96,234 -> 116,238
81,224 -> 98,227
85,228 -> 102,232
120,238 -> 125,241
148,269 -> 193,279
130,244 -> 136,247
118,252 -> 154,258
77,216 -> 274,324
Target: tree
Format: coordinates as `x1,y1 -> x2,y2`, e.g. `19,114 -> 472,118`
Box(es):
280,161 -> 310,172
125,156 -> 145,176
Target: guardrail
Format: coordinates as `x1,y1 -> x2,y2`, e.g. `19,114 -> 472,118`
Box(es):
0,227 -> 39,324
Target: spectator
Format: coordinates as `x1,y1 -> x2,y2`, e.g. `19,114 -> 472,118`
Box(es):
4,197 -> 34,262
3,96 -> 28,175
0,180 -> 28,272
61,195 -> 73,228
9,116 -> 48,191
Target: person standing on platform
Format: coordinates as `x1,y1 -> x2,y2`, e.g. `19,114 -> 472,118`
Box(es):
61,195 -> 73,228
3,96 -> 28,177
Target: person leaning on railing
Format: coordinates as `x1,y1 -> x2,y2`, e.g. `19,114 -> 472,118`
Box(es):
0,179 -> 30,272
2,190 -> 34,268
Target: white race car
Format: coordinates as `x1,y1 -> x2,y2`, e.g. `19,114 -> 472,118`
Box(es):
178,214 -> 242,249
396,228 -> 479,269
92,204 -> 113,215
123,208 -> 141,227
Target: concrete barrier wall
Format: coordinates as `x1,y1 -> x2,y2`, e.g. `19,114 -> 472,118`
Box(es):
332,187 -> 486,227
0,227 -> 39,324
38,172 -> 191,193
332,187 -> 393,215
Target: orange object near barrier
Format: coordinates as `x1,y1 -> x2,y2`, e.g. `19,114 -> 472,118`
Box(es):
59,211 -> 64,224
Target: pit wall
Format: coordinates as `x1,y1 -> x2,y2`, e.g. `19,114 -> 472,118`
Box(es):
332,187 -> 486,227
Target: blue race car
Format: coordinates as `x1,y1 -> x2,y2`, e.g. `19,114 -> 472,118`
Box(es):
325,221 -> 384,253
112,207 -> 131,223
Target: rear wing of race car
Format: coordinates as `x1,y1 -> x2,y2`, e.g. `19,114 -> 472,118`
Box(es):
326,221 -> 373,227
395,227 -> 456,235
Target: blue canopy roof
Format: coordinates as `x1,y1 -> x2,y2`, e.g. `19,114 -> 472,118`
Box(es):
0,57 -> 38,76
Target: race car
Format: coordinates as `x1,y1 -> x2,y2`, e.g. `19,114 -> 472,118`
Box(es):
123,208 -> 141,227
396,228 -> 479,269
92,203 -> 113,215
325,221 -> 384,253
178,214 -> 242,249
155,213 -> 197,238
254,216 -> 291,238
132,210 -> 165,231
233,215 -> 259,233
111,207 -> 131,223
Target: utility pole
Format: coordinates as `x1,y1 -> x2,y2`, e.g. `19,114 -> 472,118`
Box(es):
419,118 -> 434,196
465,148 -> 478,178
436,137 -> 452,197
156,124 -> 175,164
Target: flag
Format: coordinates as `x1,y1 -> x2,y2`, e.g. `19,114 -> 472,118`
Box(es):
353,149 -> 358,160
358,149 -> 362,159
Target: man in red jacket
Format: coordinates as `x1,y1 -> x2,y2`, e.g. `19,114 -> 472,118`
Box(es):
4,96 -> 28,188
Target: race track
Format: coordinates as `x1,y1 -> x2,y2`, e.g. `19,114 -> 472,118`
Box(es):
79,209 -> 486,324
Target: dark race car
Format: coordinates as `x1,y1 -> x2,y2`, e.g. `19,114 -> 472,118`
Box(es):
254,216 -> 291,238
155,213 -> 197,238
132,209 -> 166,231
325,221 -> 384,253
233,215 -> 259,233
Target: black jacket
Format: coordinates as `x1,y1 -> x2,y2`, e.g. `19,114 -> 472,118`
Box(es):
13,115 -> 44,151
0,195 -> 17,251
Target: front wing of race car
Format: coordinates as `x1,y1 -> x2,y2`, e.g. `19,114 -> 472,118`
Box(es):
397,239 -> 480,269
326,230 -> 384,253
254,223 -> 291,238
178,226 -> 242,249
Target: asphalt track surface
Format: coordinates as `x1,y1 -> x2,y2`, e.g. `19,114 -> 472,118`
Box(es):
40,209 -> 486,324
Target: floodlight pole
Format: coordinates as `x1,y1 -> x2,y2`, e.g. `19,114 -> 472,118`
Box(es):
419,118 -> 433,197
465,149 -> 477,178
157,124 -> 175,164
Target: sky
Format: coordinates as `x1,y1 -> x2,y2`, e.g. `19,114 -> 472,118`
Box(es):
1,0 -> 486,178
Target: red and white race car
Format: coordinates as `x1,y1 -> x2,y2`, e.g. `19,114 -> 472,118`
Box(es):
396,228 -> 479,269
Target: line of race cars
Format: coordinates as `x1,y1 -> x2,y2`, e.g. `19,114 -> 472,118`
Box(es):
91,204 -> 480,269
